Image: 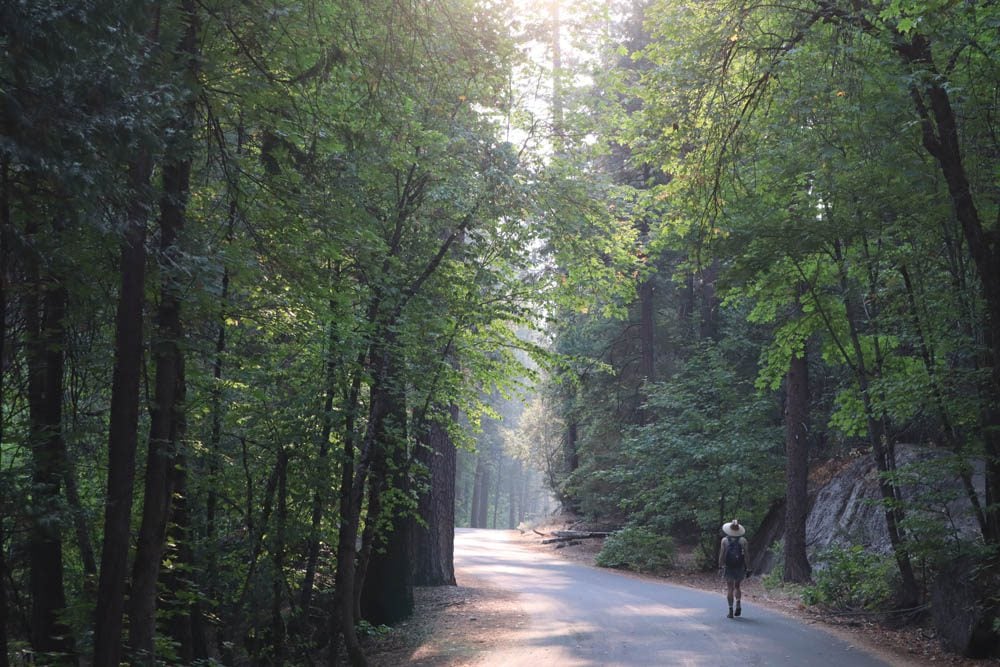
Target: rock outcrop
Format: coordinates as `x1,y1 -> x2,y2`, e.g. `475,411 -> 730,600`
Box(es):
760,444 -> 996,658
805,445 -> 983,555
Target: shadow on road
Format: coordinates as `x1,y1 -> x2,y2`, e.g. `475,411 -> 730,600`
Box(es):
454,528 -> 888,667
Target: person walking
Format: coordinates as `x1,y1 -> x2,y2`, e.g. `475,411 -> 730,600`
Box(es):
719,519 -> 750,618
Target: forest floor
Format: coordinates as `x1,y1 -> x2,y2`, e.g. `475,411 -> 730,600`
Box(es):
363,520 -> 996,666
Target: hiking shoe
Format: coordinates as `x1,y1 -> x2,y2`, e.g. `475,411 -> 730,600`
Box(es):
734,605 -> 742,617
727,609 -> 734,619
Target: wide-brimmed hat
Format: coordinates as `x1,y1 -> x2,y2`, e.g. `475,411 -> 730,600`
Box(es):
722,519 -> 745,537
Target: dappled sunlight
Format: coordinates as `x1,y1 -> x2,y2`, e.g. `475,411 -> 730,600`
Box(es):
455,529 -> 889,666
615,602 -> 707,619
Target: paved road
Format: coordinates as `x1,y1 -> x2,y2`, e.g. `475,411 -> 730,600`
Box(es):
454,528 -> 888,667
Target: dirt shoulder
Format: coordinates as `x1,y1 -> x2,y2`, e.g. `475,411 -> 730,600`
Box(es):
364,572 -> 530,666
364,528 -> 994,666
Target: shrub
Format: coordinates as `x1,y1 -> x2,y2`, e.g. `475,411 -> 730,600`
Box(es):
761,540 -> 785,589
801,544 -> 896,611
595,526 -> 674,573
356,620 -> 391,638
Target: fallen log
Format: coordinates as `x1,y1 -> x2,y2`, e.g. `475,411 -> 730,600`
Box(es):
551,530 -> 609,539
540,532 -> 609,545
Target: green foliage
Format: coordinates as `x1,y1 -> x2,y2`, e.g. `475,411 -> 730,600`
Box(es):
584,343 -> 783,552
760,540 -> 785,590
355,620 -> 392,638
802,545 -> 897,611
4,0 -> 1000,658
595,526 -> 675,573
885,452 -> 994,564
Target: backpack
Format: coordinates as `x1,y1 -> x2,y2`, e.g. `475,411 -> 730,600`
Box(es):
724,536 -> 745,569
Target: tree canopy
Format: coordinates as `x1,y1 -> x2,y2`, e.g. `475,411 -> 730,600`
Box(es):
1,0 -> 999,663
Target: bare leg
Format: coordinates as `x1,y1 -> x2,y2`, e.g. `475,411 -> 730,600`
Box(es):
726,580 -> 735,617
734,580 -> 742,616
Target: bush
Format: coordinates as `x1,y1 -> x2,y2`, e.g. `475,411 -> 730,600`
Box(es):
595,526 -> 674,573
356,620 -> 391,638
801,544 -> 896,611
761,540 -> 785,589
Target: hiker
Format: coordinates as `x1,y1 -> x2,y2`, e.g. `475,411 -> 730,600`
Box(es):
719,519 -> 750,619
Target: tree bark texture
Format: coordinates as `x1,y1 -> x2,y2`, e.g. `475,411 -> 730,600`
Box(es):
411,408 -> 458,586
783,349 -> 811,583
93,151 -> 152,667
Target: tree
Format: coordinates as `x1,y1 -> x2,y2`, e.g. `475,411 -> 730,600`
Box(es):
629,0 -> 997,595
411,407 -> 459,586
128,1 -> 200,658
783,344 -> 811,583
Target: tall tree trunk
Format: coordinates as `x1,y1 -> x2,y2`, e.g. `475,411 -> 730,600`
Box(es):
561,419 -> 579,512
24,221 -> 72,659
358,340 -> 413,625
474,460 -> 491,528
565,421 -> 580,472
783,346 -> 811,583
92,1 -> 164,658
491,455 -> 503,529
93,148 -> 154,667
163,450 -> 209,663
508,462 -> 518,530
360,510 -> 413,626
894,31 -> 1000,544
698,261 -> 720,340
203,263 -> 228,654
128,299 -> 186,662
129,105 -> 195,667
329,365 -> 368,666
411,407 -> 458,586
519,467 -> 530,525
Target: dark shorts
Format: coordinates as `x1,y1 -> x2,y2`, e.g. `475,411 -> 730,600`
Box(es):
724,566 -> 746,582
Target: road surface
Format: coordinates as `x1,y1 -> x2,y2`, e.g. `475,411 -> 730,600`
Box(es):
454,528 -> 888,667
